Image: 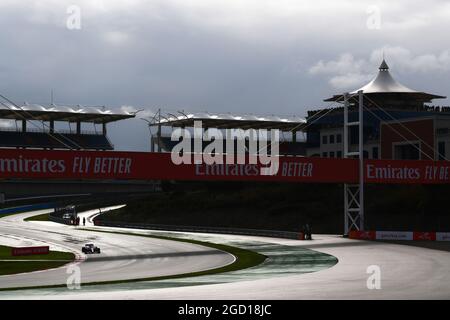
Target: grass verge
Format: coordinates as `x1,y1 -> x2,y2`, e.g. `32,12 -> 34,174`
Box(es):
24,213 -> 50,222
0,245 -> 75,276
0,229 -> 267,291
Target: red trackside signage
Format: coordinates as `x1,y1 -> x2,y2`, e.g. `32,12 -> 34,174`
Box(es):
349,231 -> 449,242
348,230 -> 376,240
11,246 -> 50,256
0,149 -> 450,184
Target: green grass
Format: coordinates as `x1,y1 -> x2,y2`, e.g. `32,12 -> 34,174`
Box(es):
0,245 -> 75,276
83,229 -> 268,276
24,213 -> 50,222
0,229 -> 267,291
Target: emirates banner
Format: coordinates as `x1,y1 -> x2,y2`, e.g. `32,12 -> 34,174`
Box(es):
364,159 -> 450,184
0,149 -> 450,184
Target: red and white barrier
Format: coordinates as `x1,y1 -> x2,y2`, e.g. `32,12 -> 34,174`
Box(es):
349,231 -> 450,241
11,246 -> 50,256
348,231 -> 376,240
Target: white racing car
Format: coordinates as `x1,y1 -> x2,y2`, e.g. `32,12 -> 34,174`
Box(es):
81,243 -> 101,254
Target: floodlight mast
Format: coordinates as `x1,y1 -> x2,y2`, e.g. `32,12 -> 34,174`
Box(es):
343,90 -> 365,236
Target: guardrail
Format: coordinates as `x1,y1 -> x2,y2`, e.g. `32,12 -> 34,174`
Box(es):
93,220 -> 303,240
0,203 -> 54,215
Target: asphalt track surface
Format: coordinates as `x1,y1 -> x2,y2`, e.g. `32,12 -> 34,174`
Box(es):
42,230 -> 450,300
1,210 -> 450,299
0,210 -> 235,289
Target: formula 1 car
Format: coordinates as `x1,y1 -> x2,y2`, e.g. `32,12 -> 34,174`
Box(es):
81,243 -> 101,254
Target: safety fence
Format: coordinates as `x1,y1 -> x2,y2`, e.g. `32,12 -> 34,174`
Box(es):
93,219 -> 304,240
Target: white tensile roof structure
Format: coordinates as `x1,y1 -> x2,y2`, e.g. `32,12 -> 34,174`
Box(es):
0,103 -> 135,123
325,59 -> 446,102
352,59 -> 417,94
153,111 -> 306,131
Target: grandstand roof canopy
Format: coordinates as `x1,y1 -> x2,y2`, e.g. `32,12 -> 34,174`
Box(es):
0,103 -> 135,123
153,111 -> 307,131
325,59 -> 446,102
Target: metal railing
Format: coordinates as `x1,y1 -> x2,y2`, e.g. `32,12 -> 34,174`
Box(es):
93,220 -> 302,240
0,127 -> 103,135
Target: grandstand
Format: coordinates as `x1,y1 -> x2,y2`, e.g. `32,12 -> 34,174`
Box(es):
146,111 -> 308,155
0,97 -> 135,150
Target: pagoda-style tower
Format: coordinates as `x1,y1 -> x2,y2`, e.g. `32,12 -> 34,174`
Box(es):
325,59 -> 446,109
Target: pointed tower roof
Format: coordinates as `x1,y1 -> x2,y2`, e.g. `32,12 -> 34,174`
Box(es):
350,59 -> 417,94
324,59 -> 446,102
379,59 -> 389,70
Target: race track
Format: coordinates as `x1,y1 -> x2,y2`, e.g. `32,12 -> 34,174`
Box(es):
1,210 -> 450,299
0,211 -> 235,289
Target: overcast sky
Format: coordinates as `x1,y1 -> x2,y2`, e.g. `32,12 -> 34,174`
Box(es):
1,0 -> 449,151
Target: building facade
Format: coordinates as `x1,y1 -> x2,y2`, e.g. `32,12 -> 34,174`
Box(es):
305,60 -> 449,160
